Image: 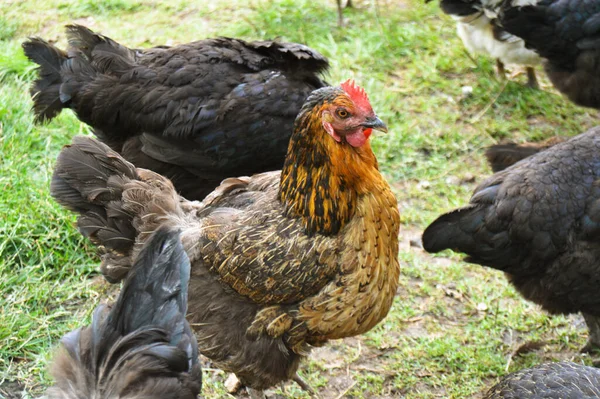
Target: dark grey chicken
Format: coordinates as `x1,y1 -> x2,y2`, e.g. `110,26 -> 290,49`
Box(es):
484,362 -> 600,398
46,227 -> 201,398
500,0 -> 600,108
22,24 -> 328,200
423,127 -> 600,352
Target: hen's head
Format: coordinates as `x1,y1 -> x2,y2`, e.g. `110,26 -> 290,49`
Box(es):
281,81 -> 389,235
321,80 -> 388,147
294,80 -> 387,148
298,80 -> 387,149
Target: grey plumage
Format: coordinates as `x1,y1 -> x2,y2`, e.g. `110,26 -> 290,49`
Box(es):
484,362 -> 600,398
46,227 -> 202,399
500,0 -> 600,108
423,127 -> 600,351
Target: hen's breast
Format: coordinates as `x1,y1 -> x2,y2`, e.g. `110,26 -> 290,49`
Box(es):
298,185 -> 401,340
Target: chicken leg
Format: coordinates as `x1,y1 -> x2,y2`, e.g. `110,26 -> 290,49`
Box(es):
526,67 -> 539,89
496,59 -> 506,80
336,0 -> 353,27
581,313 -> 600,353
293,373 -> 321,398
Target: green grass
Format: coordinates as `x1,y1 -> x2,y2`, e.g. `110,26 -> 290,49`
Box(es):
0,0 -> 598,398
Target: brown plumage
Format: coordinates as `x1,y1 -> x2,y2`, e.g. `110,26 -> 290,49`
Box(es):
47,227 -> 202,399
485,136 -> 567,172
51,82 -> 400,395
484,362 -> 600,398
23,24 -> 328,200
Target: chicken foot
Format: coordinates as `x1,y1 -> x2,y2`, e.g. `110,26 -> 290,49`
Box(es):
496,59 -> 506,79
247,387 -> 266,399
526,67 -> 539,89
581,313 -> 600,353
293,373 -> 322,399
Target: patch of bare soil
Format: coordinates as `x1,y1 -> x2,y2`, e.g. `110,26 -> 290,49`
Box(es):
0,381 -> 26,399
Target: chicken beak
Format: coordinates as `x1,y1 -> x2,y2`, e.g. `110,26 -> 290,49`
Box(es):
361,116 -> 388,133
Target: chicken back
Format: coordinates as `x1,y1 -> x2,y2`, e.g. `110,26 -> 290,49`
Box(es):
484,362 -> 600,399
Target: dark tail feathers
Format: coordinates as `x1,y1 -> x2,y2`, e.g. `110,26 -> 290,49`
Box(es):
47,227 -> 202,399
22,38 -> 68,122
65,24 -> 136,73
423,204 -> 525,272
485,137 -> 566,172
422,206 -> 481,254
23,24 -> 135,123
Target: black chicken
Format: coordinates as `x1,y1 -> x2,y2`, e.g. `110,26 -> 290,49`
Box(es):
484,362 -> 600,398
46,227 -> 202,398
22,24 -> 328,200
500,0 -> 600,108
423,127 -> 600,352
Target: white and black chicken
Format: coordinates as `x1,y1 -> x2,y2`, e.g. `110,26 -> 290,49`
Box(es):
430,0 -> 542,88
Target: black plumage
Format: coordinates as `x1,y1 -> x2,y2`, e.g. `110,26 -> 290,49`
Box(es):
22,24 -> 329,200
500,0 -> 600,108
46,227 -> 202,399
484,362 -> 600,398
423,127 -> 600,351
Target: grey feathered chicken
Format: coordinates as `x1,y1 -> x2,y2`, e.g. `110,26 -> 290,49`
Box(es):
484,362 -> 600,398
423,127 -> 600,352
46,227 -> 201,399
22,24 -> 328,200
50,82 -> 400,398
500,0 -> 600,108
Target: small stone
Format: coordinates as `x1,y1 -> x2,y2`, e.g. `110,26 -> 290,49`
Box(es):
409,237 -> 423,249
476,302 -> 488,311
225,373 -> 242,394
462,86 -> 473,97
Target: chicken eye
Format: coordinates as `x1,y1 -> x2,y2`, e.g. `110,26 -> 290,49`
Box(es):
336,108 -> 350,119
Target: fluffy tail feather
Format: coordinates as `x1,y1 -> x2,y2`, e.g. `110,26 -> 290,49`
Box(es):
485,137 -> 566,172
22,38 -> 69,122
65,24 -> 136,73
47,227 -> 202,399
423,204 -> 523,271
51,136 -> 182,282
422,206 -> 481,254
23,24 -> 135,124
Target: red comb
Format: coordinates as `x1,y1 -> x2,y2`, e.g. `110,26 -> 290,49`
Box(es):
340,79 -> 373,113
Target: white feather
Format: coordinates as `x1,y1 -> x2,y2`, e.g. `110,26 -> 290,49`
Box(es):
451,0 -> 541,68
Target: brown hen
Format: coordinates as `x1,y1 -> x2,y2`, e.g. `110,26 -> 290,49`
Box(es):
51,81 -> 400,397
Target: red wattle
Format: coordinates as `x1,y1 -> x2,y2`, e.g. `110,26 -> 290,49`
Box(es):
345,129 -> 369,147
